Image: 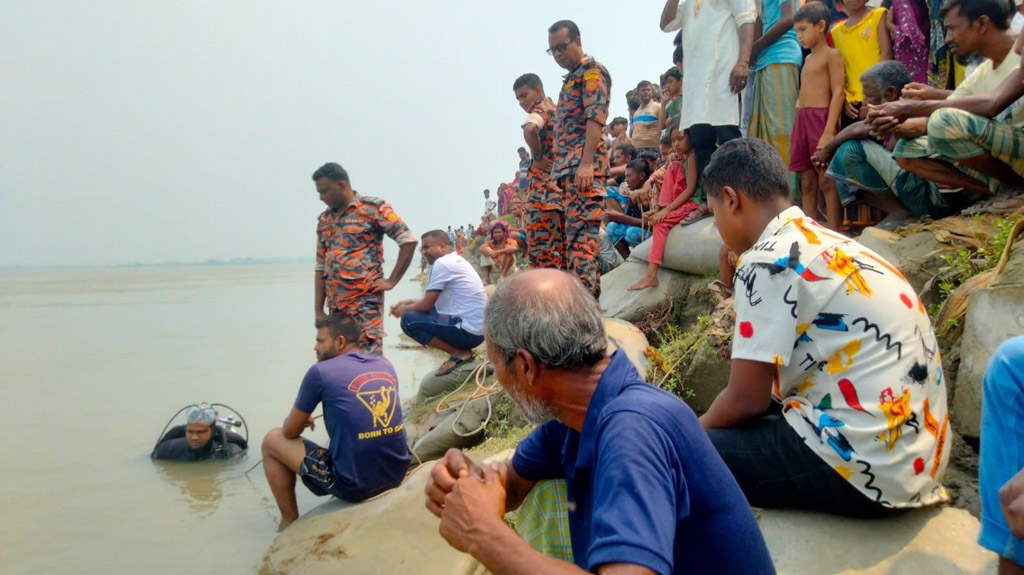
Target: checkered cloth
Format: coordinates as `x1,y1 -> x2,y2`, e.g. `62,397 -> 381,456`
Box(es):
515,479 -> 574,562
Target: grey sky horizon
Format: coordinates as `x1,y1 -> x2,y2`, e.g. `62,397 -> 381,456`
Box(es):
1,1 -> 674,267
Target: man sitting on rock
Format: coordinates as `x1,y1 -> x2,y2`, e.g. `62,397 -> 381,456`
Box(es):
262,313 -> 410,527
425,269 -> 774,575
390,230 -> 487,376
700,138 -> 951,518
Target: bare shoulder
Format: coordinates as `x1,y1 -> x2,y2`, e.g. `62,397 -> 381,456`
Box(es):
825,47 -> 844,65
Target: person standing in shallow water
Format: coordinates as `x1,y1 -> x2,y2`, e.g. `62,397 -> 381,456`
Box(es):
312,162 -> 417,356
547,19 -> 610,298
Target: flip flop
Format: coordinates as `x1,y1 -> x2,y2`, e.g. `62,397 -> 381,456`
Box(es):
876,218 -> 913,232
435,355 -> 474,376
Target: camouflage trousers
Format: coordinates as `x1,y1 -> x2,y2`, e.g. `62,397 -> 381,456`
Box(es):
330,292 -> 384,356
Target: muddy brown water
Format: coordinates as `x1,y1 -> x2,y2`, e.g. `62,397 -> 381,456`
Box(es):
0,264 -> 435,574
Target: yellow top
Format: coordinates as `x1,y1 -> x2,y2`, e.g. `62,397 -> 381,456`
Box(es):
830,7 -> 888,103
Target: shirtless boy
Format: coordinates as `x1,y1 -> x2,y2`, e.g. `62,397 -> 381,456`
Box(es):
790,1 -> 844,229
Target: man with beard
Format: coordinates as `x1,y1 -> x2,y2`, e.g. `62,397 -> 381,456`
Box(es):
262,313 -> 410,527
391,230 -> 487,376
151,404 -> 245,461
424,269 -> 774,575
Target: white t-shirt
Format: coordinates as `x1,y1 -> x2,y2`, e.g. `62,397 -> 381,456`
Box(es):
484,198 -> 497,216
950,48 -> 1024,125
662,0 -> 757,129
427,252 -> 487,335
732,206 -> 951,508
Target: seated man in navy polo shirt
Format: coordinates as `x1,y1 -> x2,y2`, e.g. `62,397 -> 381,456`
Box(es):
425,269 -> 774,575
262,312 -> 411,527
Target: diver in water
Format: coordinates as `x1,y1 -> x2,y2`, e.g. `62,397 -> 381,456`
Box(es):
152,404 -> 247,461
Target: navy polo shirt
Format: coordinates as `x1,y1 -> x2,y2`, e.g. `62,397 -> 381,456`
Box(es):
511,351 -> 775,575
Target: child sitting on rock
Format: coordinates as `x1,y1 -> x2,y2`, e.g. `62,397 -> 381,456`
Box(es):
628,121 -> 699,291
699,138 -> 951,518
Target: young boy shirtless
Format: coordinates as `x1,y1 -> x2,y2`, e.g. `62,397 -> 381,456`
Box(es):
790,1 -> 844,230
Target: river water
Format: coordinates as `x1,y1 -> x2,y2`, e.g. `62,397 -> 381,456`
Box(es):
0,264 -> 439,575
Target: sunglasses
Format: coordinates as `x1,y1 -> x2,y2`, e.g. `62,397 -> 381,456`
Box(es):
546,40 -> 573,56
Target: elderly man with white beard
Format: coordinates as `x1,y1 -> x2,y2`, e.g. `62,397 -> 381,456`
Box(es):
423,269 -> 774,575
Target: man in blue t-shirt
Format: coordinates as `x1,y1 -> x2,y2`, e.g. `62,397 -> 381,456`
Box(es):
262,313 -> 411,527
425,269 -> 774,575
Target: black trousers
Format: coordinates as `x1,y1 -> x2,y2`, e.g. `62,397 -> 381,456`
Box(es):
706,413 -> 906,519
688,123 -> 741,187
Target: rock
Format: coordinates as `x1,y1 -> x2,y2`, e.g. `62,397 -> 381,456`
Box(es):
952,284 -> 1024,438
628,218 -> 722,275
682,347 -> 732,414
604,317 -> 649,379
857,228 -> 950,305
762,507 -> 995,575
600,261 -> 701,322
261,464 -> 480,575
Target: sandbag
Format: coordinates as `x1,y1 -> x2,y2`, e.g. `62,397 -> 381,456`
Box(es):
415,358 -> 491,404
410,395 -> 494,461
627,218 -> 722,275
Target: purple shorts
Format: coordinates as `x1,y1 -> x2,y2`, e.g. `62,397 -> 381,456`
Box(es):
789,107 -> 830,173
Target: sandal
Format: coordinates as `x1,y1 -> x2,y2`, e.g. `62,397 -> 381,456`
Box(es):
435,355 -> 474,376
681,204 -> 712,225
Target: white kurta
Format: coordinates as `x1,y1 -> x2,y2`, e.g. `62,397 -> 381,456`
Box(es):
662,0 -> 757,129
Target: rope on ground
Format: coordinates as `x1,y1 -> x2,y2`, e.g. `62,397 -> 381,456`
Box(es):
440,360 -> 503,439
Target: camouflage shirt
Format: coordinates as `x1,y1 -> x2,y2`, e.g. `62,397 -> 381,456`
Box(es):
551,54 -> 612,181
316,194 -> 416,313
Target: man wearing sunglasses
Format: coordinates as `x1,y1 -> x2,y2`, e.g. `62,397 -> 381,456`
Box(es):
545,19 -> 611,299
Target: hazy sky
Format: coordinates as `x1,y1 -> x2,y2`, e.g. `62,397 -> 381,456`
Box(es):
1,1 -> 674,267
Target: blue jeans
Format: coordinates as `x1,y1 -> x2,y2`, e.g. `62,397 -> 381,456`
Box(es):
400,309 -> 484,352
606,221 -> 650,248
979,335 -> 1024,567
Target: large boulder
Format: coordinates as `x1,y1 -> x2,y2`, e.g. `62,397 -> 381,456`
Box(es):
600,261 -> 703,322
628,218 -> 723,275
952,242 -> 1024,437
763,507 -> 995,574
261,464 -> 479,575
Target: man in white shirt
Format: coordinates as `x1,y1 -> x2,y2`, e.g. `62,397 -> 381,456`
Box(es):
390,230 -> 488,376
660,0 -> 757,187
483,189 -> 497,217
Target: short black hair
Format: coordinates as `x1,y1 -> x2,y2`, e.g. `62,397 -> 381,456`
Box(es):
312,163 -> 349,182
627,97 -> 640,111
548,19 -> 580,40
637,80 -> 652,89
939,0 -> 1011,29
315,312 -> 362,344
673,30 -> 682,46
513,73 -> 543,92
422,229 -> 451,246
673,44 -> 683,65
660,130 -> 673,147
664,66 -> 682,81
626,158 -> 652,180
615,143 -> 638,161
610,116 -> 629,128
517,146 -> 527,153
794,1 -> 832,26
702,139 -> 789,203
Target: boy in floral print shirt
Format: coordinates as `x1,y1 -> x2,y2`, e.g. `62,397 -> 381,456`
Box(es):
700,139 -> 950,518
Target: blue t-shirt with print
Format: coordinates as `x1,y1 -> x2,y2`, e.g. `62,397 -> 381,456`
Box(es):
294,352 -> 411,500
511,351 -> 774,575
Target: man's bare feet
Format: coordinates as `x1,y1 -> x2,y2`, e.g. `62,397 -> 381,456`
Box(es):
627,276 -> 659,291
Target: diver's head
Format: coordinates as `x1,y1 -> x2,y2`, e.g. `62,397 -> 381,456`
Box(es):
313,312 -> 362,361
185,404 -> 217,450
